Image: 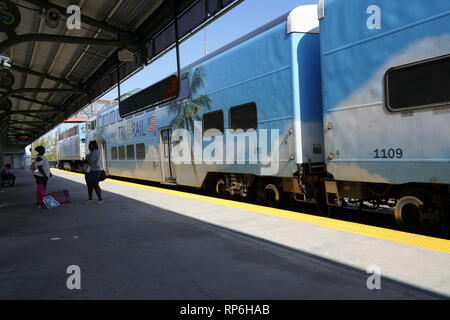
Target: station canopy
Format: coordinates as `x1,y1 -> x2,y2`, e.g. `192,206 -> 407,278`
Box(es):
0,0 -> 243,144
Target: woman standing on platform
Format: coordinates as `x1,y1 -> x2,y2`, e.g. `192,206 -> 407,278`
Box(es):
84,140 -> 104,204
32,146 -> 52,208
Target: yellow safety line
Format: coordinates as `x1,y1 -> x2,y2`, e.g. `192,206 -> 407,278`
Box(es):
53,169 -> 450,254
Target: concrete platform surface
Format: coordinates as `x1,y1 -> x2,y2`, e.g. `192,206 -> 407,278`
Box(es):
0,169 -> 449,300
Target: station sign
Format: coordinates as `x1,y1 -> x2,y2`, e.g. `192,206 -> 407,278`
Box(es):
17,135 -> 31,140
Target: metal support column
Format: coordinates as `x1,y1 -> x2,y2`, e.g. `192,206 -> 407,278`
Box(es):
174,1 -> 181,81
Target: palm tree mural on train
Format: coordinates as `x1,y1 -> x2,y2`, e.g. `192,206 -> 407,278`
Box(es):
170,66 -> 212,130
170,65 -> 213,183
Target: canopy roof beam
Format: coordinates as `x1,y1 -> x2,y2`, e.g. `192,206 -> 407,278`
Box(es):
0,34 -> 140,54
11,64 -> 78,87
9,94 -> 63,109
9,109 -> 64,113
8,112 -> 46,120
0,88 -> 86,106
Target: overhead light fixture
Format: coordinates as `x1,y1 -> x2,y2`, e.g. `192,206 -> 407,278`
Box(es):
45,8 -> 61,29
118,49 -> 134,62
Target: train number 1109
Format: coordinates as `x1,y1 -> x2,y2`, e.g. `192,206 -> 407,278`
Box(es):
374,148 -> 403,159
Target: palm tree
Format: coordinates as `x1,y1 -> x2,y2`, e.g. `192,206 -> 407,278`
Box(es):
170,66 -> 213,183
170,66 -> 213,132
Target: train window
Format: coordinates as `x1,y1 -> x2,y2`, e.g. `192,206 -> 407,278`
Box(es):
229,102 -> 258,131
111,147 -> 118,160
118,146 -> 126,160
178,75 -> 190,100
127,144 -> 135,160
386,55 -> 450,111
136,143 -> 145,160
117,109 -> 123,122
119,75 -> 179,118
103,115 -> 109,127
67,126 -> 78,137
110,111 -> 116,125
91,120 -> 96,130
203,111 -> 224,134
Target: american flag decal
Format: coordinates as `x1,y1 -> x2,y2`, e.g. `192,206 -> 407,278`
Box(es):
148,116 -> 157,132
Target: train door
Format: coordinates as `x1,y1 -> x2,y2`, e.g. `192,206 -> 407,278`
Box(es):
101,141 -> 108,173
160,128 -> 175,183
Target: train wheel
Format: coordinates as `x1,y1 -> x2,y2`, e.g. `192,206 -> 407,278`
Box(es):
395,196 -> 423,231
395,189 -> 432,232
263,183 -> 281,207
215,178 -> 227,198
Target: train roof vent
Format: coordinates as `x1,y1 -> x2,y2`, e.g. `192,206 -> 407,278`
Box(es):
287,5 -> 319,34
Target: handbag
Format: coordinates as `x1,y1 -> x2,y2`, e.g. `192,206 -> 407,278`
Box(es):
43,195 -> 60,209
82,162 -> 90,173
48,190 -> 71,204
30,161 -> 36,171
99,170 -> 107,181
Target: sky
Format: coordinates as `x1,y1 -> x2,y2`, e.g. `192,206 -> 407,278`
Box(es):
101,0 -> 317,100
44,0 -> 317,139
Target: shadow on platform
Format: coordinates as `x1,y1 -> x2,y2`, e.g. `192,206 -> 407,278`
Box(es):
0,169 -> 447,300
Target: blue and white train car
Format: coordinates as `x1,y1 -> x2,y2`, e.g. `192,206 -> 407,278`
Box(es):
56,123 -> 87,171
86,5 -> 324,205
319,0 -> 450,229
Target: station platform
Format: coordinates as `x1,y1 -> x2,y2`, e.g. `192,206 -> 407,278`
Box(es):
0,169 -> 449,299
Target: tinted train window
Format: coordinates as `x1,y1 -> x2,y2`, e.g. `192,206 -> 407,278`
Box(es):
203,111 -> 224,134
386,55 -> 450,111
229,103 -> 257,131
110,111 -> 116,125
111,147 -> 118,160
117,110 -> 123,122
118,146 -> 126,160
127,145 -> 135,160
136,143 -> 145,160
178,76 -> 190,100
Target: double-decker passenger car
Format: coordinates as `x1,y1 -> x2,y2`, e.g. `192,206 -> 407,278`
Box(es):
84,4 -> 324,205
56,123 -> 87,171
319,0 -> 450,231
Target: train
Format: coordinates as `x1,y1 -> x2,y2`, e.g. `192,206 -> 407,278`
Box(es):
56,123 -> 87,171
56,1 -> 450,233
